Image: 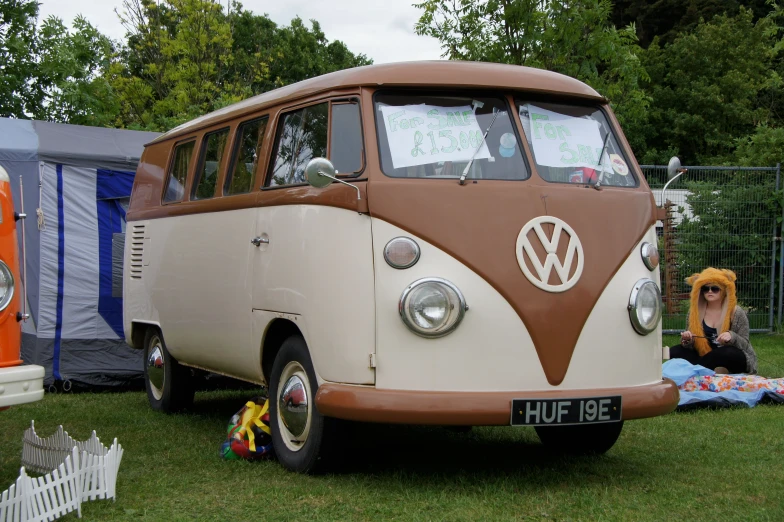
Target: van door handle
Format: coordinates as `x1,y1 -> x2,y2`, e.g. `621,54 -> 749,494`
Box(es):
251,236 -> 269,247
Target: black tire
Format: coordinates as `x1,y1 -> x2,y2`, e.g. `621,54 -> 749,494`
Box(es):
143,328 -> 194,413
535,421 -> 624,455
269,335 -> 335,473
445,426 -> 473,434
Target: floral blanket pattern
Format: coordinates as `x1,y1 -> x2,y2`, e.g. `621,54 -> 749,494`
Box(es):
662,359 -> 784,408
680,374 -> 784,394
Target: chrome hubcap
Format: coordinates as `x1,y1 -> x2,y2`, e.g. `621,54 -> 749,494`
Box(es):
280,375 -> 309,437
277,361 -> 311,451
146,338 -> 165,401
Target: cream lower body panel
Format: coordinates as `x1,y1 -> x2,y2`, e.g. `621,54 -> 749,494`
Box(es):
373,219 -> 662,392
0,364 -> 45,408
252,205 -> 376,386
123,210 -> 258,382
125,205 -> 376,386
561,226 -> 662,388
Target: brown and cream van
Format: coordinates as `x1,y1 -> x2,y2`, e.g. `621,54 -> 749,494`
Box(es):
124,61 -> 679,472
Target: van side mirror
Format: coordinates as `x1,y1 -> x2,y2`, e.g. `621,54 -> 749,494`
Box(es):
662,156 -> 686,196
304,157 -> 336,188
304,158 -> 361,201
666,156 -> 684,182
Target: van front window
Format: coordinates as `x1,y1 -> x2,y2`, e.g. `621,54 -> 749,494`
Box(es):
375,93 -> 528,181
517,101 -> 637,187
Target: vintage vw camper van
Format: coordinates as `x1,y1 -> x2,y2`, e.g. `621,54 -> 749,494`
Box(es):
124,61 -> 679,472
0,166 -> 44,410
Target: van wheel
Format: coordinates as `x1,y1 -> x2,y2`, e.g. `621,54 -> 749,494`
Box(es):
535,421 -> 624,455
144,329 -> 194,413
269,335 -> 333,473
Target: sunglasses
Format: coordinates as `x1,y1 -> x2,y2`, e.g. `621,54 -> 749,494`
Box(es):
701,286 -> 722,294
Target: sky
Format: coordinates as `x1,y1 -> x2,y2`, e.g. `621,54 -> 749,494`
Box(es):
37,0 -> 445,65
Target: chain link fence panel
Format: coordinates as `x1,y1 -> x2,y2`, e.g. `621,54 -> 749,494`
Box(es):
643,164 -> 782,333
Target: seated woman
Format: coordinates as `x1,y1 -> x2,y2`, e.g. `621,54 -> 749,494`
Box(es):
669,268 -> 757,374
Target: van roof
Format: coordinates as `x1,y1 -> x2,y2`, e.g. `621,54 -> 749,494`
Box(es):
152,60 -> 604,144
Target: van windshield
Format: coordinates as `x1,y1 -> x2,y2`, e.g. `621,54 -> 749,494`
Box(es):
375,93 -> 529,181
516,101 -> 637,187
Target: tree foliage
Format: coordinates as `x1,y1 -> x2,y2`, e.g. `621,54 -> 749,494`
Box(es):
111,0 -> 239,130
611,0 -> 773,48
108,0 -> 371,131
415,0 -> 783,167
0,0 -> 39,117
35,15 -> 118,125
639,8 -> 781,164
676,175 -> 780,325
414,0 -> 651,153
0,0 -> 371,131
1,1 -> 114,124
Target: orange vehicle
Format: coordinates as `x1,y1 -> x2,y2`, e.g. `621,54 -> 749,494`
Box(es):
0,165 -> 43,409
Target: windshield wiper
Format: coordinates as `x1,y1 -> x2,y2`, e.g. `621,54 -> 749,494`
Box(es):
459,106 -> 503,186
593,130 -> 611,190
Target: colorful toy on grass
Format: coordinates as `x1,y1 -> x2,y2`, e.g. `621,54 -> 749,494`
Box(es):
220,397 -> 273,460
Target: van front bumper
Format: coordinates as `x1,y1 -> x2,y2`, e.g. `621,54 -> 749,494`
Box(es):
0,364 -> 45,408
315,379 -> 679,425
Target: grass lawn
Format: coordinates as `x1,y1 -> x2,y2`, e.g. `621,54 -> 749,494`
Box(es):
1,334 -> 783,521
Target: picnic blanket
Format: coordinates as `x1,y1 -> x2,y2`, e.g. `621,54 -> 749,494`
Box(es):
662,359 -> 784,409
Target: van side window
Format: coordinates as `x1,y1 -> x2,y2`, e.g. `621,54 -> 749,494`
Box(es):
331,102 -> 362,174
267,103 -> 328,187
193,128 -> 229,200
164,140 -> 195,203
225,117 -> 268,195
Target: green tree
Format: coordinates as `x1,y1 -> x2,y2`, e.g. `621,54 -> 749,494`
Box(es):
114,0 -> 239,130
266,17 -> 371,90
675,174 -> 780,327
226,10 -> 371,96
734,125 -> 784,167
1,0 -> 118,125
611,0 -> 773,48
34,15 -> 119,126
640,8 -> 779,164
113,0 -> 371,131
0,0 -> 39,117
414,0 -> 651,154
225,5 -> 276,98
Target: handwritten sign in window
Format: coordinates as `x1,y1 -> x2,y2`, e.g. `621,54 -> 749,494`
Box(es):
524,104 -> 611,172
379,104 -> 491,169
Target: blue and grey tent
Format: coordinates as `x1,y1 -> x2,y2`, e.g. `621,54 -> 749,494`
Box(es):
0,118 -> 160,387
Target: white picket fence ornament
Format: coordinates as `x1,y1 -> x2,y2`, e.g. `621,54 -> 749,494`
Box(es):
0,421 -> 124,522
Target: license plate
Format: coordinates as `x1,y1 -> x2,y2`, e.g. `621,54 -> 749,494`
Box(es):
510,396 -> 622,426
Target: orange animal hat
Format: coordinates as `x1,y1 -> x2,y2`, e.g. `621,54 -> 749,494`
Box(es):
685,268 -> 737,356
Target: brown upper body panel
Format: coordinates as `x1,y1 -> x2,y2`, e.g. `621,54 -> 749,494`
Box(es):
367,178 -> 654,385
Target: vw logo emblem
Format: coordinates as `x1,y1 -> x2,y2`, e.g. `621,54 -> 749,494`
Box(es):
516,216 -> 584,293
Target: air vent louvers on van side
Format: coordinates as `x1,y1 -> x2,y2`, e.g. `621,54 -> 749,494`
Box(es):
130,225 -> 145,279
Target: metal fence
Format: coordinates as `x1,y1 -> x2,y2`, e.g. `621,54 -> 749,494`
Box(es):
642,164 -> 782,333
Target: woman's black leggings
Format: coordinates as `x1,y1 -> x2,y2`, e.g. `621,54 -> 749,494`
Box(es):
669,345 -> 747,373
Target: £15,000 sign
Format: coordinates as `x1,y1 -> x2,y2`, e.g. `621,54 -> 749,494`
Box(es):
380,104 -> 491,169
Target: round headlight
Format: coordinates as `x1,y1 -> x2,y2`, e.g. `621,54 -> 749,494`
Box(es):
628,278 -> 661,335
0,260 -> 15,311
641,242 -> 659,271
399,278 -> 467,337
384,237 -> 420,269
